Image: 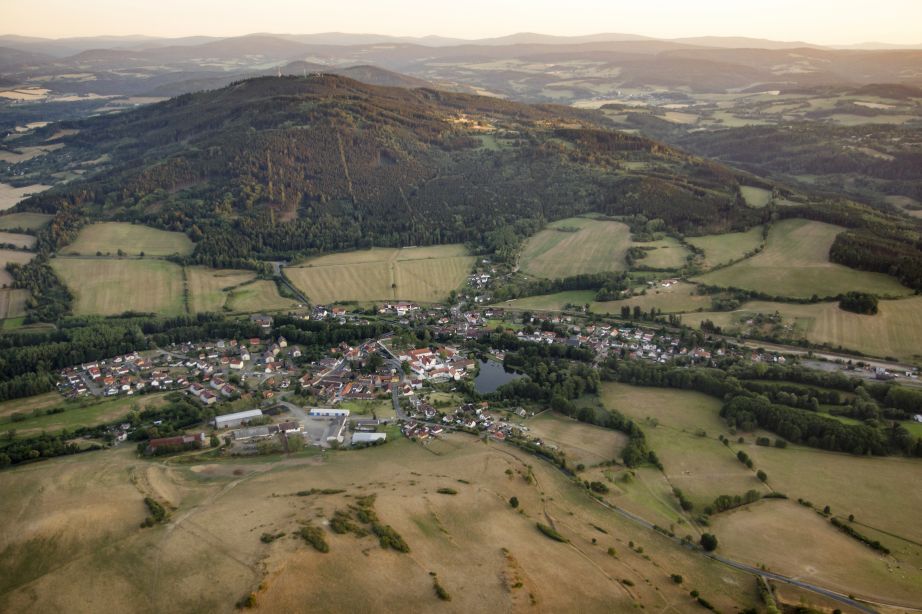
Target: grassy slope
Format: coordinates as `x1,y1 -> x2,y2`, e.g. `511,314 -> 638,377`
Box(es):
690,296 -> 922,361
0,212 -> 53,230
519,217 -> 632,279
686,226 -> 763,269
693,219 -> 911,298
61,223 -> 194,257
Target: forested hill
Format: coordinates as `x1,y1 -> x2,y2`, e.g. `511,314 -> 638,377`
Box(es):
19,74 -> 764,263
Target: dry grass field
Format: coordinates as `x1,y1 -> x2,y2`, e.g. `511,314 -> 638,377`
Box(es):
52,258 -> 186,316
712,499 -> 922,607
0,248 -> 34,286
601,383 -> 767,509
0,183 -> 51,210
0,394 -> 169,438
61,223 -> 194,257
0,212 -> 53,230
0,288 -> 29,321
690,296 -> 922,361
0,435 -> 762,613
686,227 -> 764,269
694,219 -> 911,298
501,290 -> 596,312
519,217 -> 632,278
286,245 -> 474,304
522,411 -> 627,467
0,231 -> 36,249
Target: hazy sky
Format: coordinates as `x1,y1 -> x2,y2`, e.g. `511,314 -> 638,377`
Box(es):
3,0 -> 921,44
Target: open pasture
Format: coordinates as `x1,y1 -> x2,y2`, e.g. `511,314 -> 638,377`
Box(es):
52,258 -> 185,316
0,212 -> 53,230
523,411 -> 627,468
286,245 -> 474,304
0,394 -> 169,438
500,290 -> 596,312
61,222 -> 194,257
632,236 -> 690,269
519,217 -> 632,279
712,499 -> 922,607
691,296 -> 922,361
694,218 -> 911,298
0,433 -> 760,613
687,226 -> 764,269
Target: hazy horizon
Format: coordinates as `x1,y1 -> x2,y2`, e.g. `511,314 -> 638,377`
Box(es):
2,0 -> 922,46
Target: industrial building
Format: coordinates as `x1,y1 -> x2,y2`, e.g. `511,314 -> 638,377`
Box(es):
213,408 -> 263,429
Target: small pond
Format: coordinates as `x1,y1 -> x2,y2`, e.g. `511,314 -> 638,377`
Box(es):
474,359 -> 523,394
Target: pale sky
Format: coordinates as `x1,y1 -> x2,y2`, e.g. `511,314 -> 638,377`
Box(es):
3,0 -> 921,45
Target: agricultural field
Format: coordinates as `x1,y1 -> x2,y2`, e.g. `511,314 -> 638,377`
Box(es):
0,212 -> 53,230
600,382 -> 922,606
500,290 -> 596,312
0,433 -> 764,613
593,281 -> 713,315
286,245 -> 474,304
601,383 -> 767,509
0,183 -> 51,210
186,267 -> 257,313
690,296 -> 922,362
61,222 -> 194,257
0,394 -> 169,438
739,186 -> 772,208
632,236 -> 690,269
0,392 -> 64,419
224,280 -> 298,313
521,411 -> 627,468
686,226 -> 764,269
0,231 -> 36,249
0,288 -> 29,322
693,219 -> 911,298
0,248 -> 34,286
519,217 -> 632,278
52,258 -> 186,316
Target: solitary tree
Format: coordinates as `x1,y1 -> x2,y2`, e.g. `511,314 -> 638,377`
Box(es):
509,496 -> 519,509
756,470 -> 767,482
699,533 -> 718,552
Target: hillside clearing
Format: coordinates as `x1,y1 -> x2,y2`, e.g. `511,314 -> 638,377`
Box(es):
739,186 -> 772,208
0,249 -> 34,286
186,267 -> 257,313
593,281 -> 712,314
686,227 -> 764,269
286,245 -> 474,304
519,217 -> 632,279
52,258 -> 186,316
225,280 -> 298,313
0,288 -> 29,321
0,232 -> 36,249
693,218 -> 911,298
0,183 -> 51,210
61,223 -> 194,257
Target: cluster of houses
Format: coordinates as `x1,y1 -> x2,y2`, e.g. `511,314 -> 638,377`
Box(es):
397,346 -> 476,382
59,352 -> 186,398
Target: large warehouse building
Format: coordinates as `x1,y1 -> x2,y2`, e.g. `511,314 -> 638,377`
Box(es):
213,409 -> 264,429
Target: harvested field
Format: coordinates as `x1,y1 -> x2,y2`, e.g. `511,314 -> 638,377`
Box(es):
0,232 -> 36,249
694,219 -> 911,298
52,258 -> 185,316
186,267 -> 256,313
519,217 -> 632,278
286,245 -> 474,304
633,237 -> 690,270
501,290 -> 596,312
61,222 -> 194,257
225,280 -> 298,313
0,183 -> 51,210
